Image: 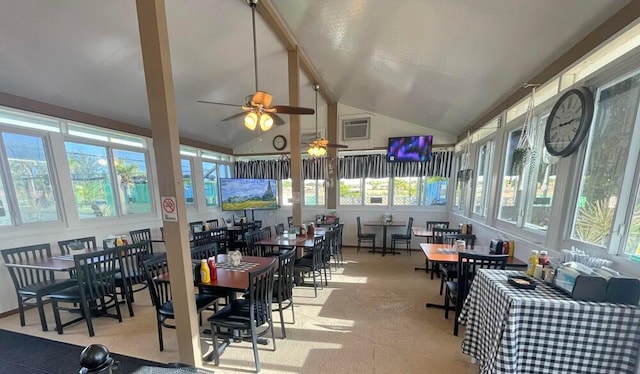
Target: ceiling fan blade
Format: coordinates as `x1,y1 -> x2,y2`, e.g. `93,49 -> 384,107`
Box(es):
325,143 -> 348,148
221,112 -> 247,121
272,106 -> 315,115
272,113 -> 286,126
197,100 -> 244,108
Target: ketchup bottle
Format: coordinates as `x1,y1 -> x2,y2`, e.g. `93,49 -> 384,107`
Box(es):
208,257 -> 217,281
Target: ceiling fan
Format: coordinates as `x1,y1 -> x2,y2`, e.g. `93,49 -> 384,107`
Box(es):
306,84 -> 348,157
197,0 -> 314,132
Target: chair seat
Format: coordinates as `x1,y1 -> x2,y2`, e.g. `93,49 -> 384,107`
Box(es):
391,234 -> 410,240
158,293 -> 219,317
441,265 -> 457,279
208,299 -> 269,330
18,279 -> 76,297
358,234 -> 375,239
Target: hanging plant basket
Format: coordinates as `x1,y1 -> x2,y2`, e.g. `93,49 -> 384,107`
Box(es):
510,147 -> 529,176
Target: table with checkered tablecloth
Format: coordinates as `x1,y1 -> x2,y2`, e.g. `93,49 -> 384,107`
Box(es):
459,269 -> 640,374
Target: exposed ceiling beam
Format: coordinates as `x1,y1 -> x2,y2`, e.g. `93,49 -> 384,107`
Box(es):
462,0 -> 640,142
257,0 -> 336,104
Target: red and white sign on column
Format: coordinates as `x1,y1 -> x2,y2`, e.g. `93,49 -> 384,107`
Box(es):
161,196 -> 178,222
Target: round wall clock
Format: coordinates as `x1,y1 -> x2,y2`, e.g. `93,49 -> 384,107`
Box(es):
544,86 -> 594,157
272,135 -> 287,151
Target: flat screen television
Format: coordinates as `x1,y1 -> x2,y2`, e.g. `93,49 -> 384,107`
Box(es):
387,135 -> 432,162
219,178 -> 278,211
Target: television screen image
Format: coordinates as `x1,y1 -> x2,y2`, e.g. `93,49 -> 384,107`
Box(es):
387,135 -> 432,162
219,178 -> 278,211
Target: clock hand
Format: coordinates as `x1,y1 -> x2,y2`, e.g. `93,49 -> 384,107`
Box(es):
557,117 -> 581,127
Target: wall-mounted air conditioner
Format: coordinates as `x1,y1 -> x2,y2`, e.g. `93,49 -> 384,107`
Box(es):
342,118 -> 370,141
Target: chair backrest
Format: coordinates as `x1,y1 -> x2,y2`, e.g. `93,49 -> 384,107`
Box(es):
426,221 -> 450,231
432,227 -> 461,244
456,252 -> 507,310
243,230 -> 260,256
116,241 -> 151,286
129,228 -> 151,244
74,248 -> 119,302
259,226 -> 272,240
1,244 -> 57,292
207,219 -> 219,228
189,221 -> 203,234
287,216 -> 293,228
337,223 -> 344,249
191,242 -> 219,260
323,230 -> 335,262
356,216 -> 363,235
254,220 -> 263,229
142,253 -> 171,312
210,227 -> 228,252
275,249 -> 296,301
247,258 -> 277,327
442,234 -> 477,249
192,230 -> 214,247
58,236 -> 97,255
309,236 -> 324,270
406,217 -> 414,236
275,223 -> 285,235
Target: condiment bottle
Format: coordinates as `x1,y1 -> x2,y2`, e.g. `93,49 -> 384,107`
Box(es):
539,250 -> 549,266
115,236 -> 124,246
121,236 -> 128,245
208,257 -> 217,281
527,250 -> 539,276
200,259 -> 211,283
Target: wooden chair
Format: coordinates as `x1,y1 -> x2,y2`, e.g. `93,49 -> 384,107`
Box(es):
1,244 -> 76,331
445,252 -> 507,335
49,248 -> 123,337
208,258 -> 277,372
356,216 -> 376,253
272,249 -> 296,338
391,217 -> 414,255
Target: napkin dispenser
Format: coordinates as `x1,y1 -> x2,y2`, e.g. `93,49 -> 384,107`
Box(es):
553,264 -> 607,301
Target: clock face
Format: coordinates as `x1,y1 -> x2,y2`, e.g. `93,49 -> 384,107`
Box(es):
272,135 -> 287,150
544,87 -> 594,157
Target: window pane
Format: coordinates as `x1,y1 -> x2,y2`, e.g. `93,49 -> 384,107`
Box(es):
65,142 -> 115,218
572,74 -> 640,247
364,178 -> 388,205
181,159 -> 194,207
498,129 -> 524,223
218,164 -> 232,178
113,149 -> 151,214
304,180 -> 325,206
422,177 -> 448,205
624,188 -> 640,255
202,161 -> 218,207
4,133 -> 59,223
339,178 -> 362,205
473,142 -> 493,216
281,179 -> 292,206
393,177 -> 419,205
0,175 -> 10,226
524,124 -> 556,230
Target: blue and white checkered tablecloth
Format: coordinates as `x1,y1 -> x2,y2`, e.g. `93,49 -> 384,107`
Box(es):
459,269 -> 640,374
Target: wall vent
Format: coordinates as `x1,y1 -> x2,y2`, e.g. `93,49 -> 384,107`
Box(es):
342,118 -> 370,140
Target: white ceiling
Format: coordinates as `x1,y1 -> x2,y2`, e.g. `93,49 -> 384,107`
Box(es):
0,0 -> 630,150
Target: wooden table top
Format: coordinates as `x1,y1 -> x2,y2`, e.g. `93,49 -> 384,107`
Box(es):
412,227 -> 433,237
364,221 -> 407,227
155,254 -> 276,291
4,247 -> 106,271
257,234 -> 321,248
419,243 -> 527,267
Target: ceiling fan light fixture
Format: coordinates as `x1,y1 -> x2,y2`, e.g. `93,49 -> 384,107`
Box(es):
244,111 -> 258,130
259,113 -> 273,131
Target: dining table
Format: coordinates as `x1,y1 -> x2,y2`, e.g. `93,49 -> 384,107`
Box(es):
363,221 -> 406,256
460,269 -> 640,374
420,243 -> 527,309
4,247 -> 106,272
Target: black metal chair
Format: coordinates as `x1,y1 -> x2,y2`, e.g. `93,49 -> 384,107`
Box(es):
191,242 -> 219,261
208,258 -> 277,372
275,223 -> 285,235
439,234 -> 477,295
428,227 -> 462,279
391,217 -> 414,255
210,226 -> 229,253
142,254 -> 219,351
49,248 -> 122,337
129,228 -> 156,254
445,252 -> 507,336
189,221 -> 203,235
115,241 -> 152,317
207,219 -> 219,228
426,221 -> 450,243
1,244 -> 77,331
192,230 -> 215,247
294,236 -> 324,297
335,223 -> 344,266
272,249 -> 296,338
287,216 -> 293,228
356,216 -> 376,253
58,236 -> 97,255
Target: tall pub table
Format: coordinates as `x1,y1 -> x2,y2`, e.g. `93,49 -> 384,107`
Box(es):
363,221 -> 406,256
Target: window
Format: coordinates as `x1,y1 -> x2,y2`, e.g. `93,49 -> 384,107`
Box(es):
393,176 -> 420,205
364,178 -> 388,205
113,149 -> 151,215
304,179 -> 325,206
523,118 -> 556,230
473,141 -> 494,216
2,132 -> 59,223
181,159 -> 194,207
281,179 -> 292,206
422,176 -> 449,206
65,142 -> 116,218
339,178 -> 362,205
202,161 -> 219,207
572,72 -> 640,249
498,129 -> 524,223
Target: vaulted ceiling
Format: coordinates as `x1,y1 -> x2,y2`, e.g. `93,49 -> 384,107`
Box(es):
0,0 -> 631,150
